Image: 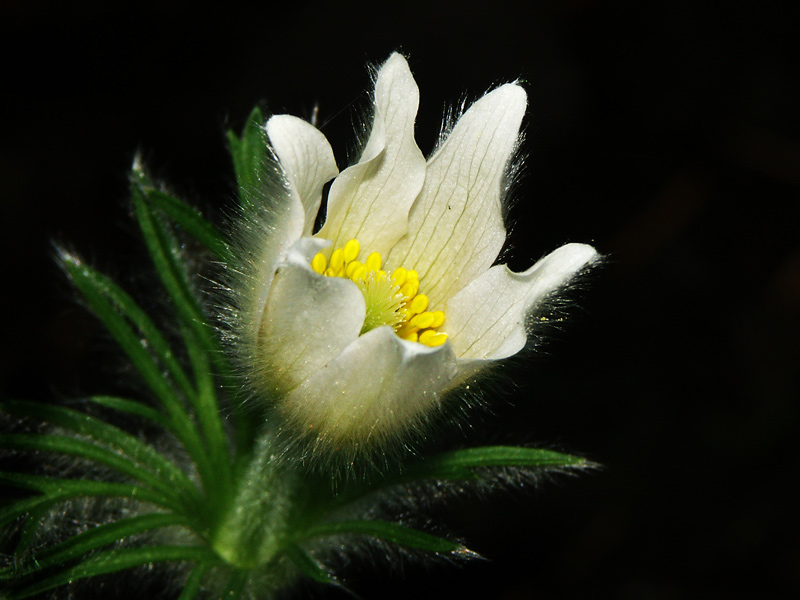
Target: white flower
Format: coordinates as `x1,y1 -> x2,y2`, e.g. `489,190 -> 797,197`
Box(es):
230,53 -> 597,457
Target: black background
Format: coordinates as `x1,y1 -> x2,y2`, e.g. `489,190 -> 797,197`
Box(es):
3,1 -> 799,598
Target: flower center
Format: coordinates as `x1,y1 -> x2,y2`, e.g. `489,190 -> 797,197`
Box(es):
311,239 -> 448,347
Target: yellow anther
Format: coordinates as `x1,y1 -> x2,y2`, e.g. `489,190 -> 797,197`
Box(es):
352,265 -> 367,280
432,333 -> 448,346
343,239 -> 360,263
330,248 -> 344,272
409,311 -> 435,330
406,269 -> 418,281
407,294 -> 429,316
365,252 -> 382,272
345,260 -> 362,278
418,329 -> 436,344
377,270 -> 387,280
311,253 -> 327,274
430,311 -> 445,328
399,280 -> 419,299
403,332 -> 419,343
324,267 -> 335,277
420,331 -> 448,347
391,267 -> 407,288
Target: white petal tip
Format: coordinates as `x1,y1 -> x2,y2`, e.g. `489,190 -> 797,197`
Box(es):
481,83 -> 528,116
544,243 -> 600,275
381,52 -> 410,71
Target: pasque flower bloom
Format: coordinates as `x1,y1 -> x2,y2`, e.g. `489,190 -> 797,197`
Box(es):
231,53 -> 597,456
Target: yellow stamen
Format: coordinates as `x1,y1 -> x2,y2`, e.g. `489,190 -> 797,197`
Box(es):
399,280 -> 419,298
409,311 -> 435,330
391,267 -> 407,288
407,294 -> 428,316
365,252 -> 382,272
352,265 -> 367,280
345,260 -> 362,278
343,239 -> 360,263
311,253 -> 327,274
330,248 -> 344,272
421,331 -> 448,347
430,311 -> 445,328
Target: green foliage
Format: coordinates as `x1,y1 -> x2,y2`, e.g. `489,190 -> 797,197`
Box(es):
302,520 -> 461,554
227,107 -> 269,196
0,113 -> 587,599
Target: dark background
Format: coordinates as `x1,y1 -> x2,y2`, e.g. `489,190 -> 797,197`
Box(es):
3,1 -> 799,598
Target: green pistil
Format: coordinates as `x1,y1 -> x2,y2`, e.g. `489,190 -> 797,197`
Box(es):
355,272 -> 406,334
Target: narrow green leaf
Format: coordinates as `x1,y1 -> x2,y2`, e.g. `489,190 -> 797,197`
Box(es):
0,434 -> 183,505
60,252 -> 197,405
7,545 -> 214,600
412,446 -> 587,480
132,168 -> 252,461
181,324 -> 231,494
0,482 -> 173,534
130,186 -> 208,344
145,189 -> 230,260
88,395 -> 173,431
130,188 -> 230,492
0,472 -> 172,508
302,520 -> 460,554
14,513 -> 189,574
0,494 -> 68,530
176,562 -> 212,600
60,253 -> 209,478
0,400 -> 199,507
284,544 -> 331,584
227,106 -> 267,196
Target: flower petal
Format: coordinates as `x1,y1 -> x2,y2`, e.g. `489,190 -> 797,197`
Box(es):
230,162 -> 306,355
445,243 -> 598,360
266,115 -> 339,235
256,241 -> 366,393
277,327 -> 459,448
385,84 -> 527,307
317,53 -> 426,256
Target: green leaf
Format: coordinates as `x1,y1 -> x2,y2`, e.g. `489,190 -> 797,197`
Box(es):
176,562 -> 212,600
60,251 -> 197,406
0,472 -> 173,508
181,322 -> 229,486
0,400 -> 199,510
284,544 -> 331,584
0,434 -> 184,506
59,253 -> 209,478
130,177 -> 230,508
130,181 -> 207,341
0,479 -> 173,534
0,495 -> 64,531
12,513 -> 189,575
407,446 -> 587,481
145,189 -> 230,260
88,395 -> 173,430
227,106 -> 268,196
6,545 -> 214,600
302,520 -> 460,554
141,184 -> 255,461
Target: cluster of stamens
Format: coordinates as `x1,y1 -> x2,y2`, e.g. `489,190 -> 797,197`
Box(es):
311,239 -> 448,347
